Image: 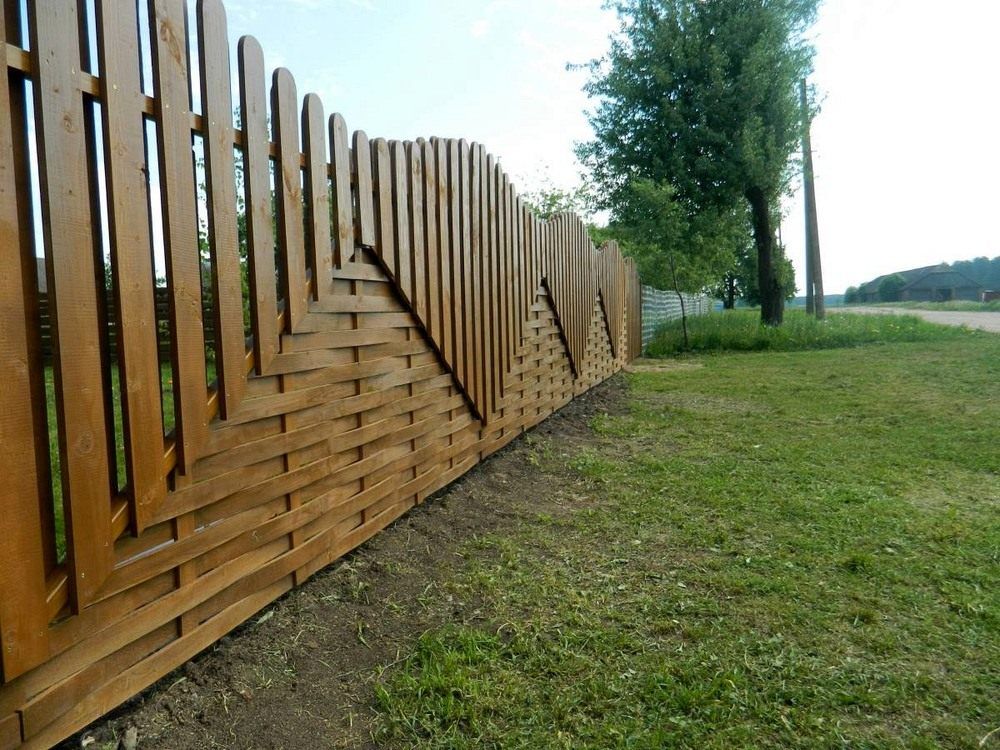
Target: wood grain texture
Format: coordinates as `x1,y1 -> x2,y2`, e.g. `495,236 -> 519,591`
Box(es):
29,0 -> 114,610
0,3 -> 50,681
197,0 -> 247,423
0,10 -> 642,746
272,68 -> 309,331
150,0 -> 209,474
238,35 -> 279,374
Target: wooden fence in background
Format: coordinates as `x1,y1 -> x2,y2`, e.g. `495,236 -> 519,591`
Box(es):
0,1 -> 641,746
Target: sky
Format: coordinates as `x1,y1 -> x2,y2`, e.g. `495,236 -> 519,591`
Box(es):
63,0 -> 1000,295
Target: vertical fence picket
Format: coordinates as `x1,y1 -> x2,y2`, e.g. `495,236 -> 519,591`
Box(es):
303,94 -> 333,301
496,168 -> 509,387
504,177 -> 524,358
150,0 -> 208,474
420,139 -> 439,345
372,138 -> 395,277
351,130 -> 376,251
468,143 -> 482,416
328,113 -> 352,268
97,0 -> 167,530
446,140 -> 464,384
272,68 -> 308,331
459,141 -> 476,410
238,35 -> 278,374
0,4 -> 51,678
480,146 -> 497,420
29,0 -> 114,608
197,0 -> 246,422
390,141 -> 412,304
406,142 -> 427,324
434,139 -> 453,367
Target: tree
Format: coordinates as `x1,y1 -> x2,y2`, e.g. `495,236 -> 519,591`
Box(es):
717,238 -> 796,307
612,180 -> 739,291
578,0 -> 819,325
844,286 -> 860,304
878,274 -> 907,303
520,176 -> 593,221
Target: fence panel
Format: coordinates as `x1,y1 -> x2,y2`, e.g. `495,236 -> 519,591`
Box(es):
641,286 -> 713,349
0,2 -> 643,746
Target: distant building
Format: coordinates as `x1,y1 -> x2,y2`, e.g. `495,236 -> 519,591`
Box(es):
859,264 -> 983,303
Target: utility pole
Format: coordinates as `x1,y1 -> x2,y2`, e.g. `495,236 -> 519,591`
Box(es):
801,78 -> 825,319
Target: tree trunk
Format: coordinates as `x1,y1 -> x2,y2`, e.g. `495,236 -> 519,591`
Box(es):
724,274 -> 736,309
746,186 -> 783,326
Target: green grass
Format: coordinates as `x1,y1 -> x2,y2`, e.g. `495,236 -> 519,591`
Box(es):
645,309 -> 984,356
868,300 -> 1000,313
372,338 -> 1000,748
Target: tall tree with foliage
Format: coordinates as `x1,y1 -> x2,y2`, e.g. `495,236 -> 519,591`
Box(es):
579,0 -> 819,325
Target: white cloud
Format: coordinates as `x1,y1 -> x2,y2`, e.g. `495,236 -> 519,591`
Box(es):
470,19 -> 491,38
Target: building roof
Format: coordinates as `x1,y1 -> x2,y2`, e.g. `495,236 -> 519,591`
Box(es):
902,267 -> 982,291
858,264 -> 944,295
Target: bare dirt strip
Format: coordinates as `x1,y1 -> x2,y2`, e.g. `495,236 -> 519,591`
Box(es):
840,306 -> 1000,333
58,378 -> 628,750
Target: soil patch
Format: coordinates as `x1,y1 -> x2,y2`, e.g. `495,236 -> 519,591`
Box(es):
63,376 -> 629,750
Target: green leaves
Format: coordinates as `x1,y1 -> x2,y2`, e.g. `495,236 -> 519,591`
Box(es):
578,0 -> 819,310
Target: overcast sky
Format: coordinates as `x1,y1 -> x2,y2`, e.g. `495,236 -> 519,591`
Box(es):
213,0 -> 999,294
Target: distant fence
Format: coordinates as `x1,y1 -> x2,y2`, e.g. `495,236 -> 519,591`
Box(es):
0,2 -> 641,747
641,286 -> 713,348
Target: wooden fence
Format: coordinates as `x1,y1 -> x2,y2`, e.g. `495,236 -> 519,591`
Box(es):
0,2 -> 641,746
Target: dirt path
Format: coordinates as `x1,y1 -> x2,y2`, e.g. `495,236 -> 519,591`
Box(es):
61,378 -> 628,750
840,306 -> 1000,332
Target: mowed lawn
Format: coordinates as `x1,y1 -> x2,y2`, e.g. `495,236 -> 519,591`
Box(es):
373,335 -> 1000,748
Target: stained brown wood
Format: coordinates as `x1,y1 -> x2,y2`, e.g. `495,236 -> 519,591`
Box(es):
197,0 -> 247,424
390,140 -> 412,304
29,0 -> 114,609
97,0 -> 168,532
0,4 -> 50,680
238,35 -> 279,374
420,140 -> 439,345
303,93 -> 333,302
150,0 -> 209,474
372,138 -> 395,278
351,130 -> 376,250
406,142 -> 427,325
458,141 -> 475,408
0,7 -> 642,745
329,113 -> 353,269
272,68 -> 309,331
